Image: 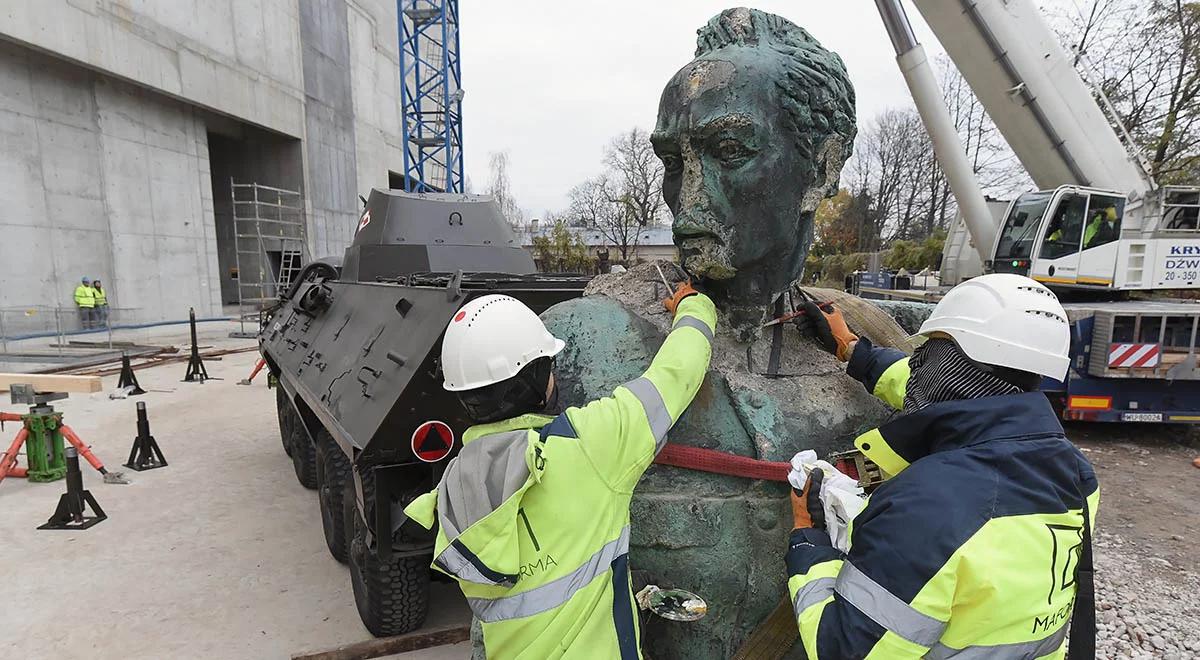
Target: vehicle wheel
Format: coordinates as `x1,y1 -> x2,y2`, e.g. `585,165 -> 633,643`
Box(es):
275,387 -> 294,457
316,430 -> 351,563
289,409 -> 318,489
346,472 -> 430,637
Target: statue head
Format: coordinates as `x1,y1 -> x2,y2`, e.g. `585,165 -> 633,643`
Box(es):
651,8 -> 856,329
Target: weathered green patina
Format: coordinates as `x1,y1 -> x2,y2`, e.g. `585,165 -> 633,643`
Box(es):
650,7 -> 857,339
539,9 -> 879,657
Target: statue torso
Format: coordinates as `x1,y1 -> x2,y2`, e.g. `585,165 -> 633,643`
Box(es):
540,266 -> 889,659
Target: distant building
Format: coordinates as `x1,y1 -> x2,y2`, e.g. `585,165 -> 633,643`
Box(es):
519,222 -> 677,271
0,1 -> 439,321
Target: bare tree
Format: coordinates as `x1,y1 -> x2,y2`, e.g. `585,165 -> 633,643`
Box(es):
848,57 -> 1031,245
487,151 -> 524,230
567,176 -> 645,263
604,128 -> 666,228
1058,0 -> 1200,183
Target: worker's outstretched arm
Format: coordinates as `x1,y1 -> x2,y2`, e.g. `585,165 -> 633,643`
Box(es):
846,337 -> 909,410
787,488 -> 953,659
565,289 -> 716,491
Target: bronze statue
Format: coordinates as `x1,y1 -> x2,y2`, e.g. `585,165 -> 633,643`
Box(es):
539,8 -> 885,657
651,7 -> 857,338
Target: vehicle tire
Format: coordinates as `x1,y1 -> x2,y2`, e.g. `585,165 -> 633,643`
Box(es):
346,472 -> 431,637
275,387 -> 294,457
316,430 -> 351,563
288,406 -> 318,489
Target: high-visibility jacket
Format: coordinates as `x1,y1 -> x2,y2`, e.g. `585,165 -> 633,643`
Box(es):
787,338 -> 1099,659
406,293 -> 716,659
73,284 -> 95,308
92,287 -> 107,306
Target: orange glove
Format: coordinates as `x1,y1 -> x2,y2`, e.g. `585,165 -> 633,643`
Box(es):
803,301 -> 858,362
663,281 -> 700,316
790,469 -> 825,529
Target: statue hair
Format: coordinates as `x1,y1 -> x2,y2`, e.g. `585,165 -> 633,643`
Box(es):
695,7 -> 857,193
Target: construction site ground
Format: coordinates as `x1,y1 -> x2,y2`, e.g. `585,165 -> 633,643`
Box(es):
1,321 -> 1198,659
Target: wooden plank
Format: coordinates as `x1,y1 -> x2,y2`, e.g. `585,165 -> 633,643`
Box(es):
290,624 -> 471,660
0,373 -> 103,393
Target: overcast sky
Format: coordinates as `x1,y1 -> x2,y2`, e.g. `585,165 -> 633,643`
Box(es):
457,2 -> 1076,218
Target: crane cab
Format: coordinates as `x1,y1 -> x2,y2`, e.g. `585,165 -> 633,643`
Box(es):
989,185 -> 1200,291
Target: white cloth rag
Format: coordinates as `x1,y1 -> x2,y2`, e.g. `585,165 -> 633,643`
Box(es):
788,450 -> 867,552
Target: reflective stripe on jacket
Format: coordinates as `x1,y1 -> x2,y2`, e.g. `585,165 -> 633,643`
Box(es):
788,337 -> 1099,659
73,284 -> 95,308
406,293 -> 716,659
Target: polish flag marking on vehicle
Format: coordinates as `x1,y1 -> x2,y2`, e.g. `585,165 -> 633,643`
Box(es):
356,210 -> 371,233
1108,343 -> 1160,368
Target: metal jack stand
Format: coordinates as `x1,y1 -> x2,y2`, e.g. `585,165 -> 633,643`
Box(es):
182,308 -> 217,383
38,446 -> 106,530
124,402 -> 166,471
116,353 -> 145,395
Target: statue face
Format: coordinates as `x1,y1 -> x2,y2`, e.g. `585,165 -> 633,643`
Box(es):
651,48 -> 813,291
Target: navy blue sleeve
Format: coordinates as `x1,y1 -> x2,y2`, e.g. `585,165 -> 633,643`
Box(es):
846,337 -> 907,393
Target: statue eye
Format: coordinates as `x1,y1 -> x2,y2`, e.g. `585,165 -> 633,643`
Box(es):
660,154 -> 683,175
717,140 -> 753,165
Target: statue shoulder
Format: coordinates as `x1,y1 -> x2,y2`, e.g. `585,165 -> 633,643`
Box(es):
541,293 -> 665,405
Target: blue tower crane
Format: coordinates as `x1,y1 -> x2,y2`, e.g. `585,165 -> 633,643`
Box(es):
398,0 -> 464,193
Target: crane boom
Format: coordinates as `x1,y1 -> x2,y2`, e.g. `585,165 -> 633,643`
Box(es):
910,0 -> 1154,198
874,0 -> 997,262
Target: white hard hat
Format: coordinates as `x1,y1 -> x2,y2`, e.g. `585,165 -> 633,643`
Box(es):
914,274 -> 1070,381
440,294 -> 566,392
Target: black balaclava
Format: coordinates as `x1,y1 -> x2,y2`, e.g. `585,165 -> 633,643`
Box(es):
456,357 -> 557,424
902,338 -> 1036,413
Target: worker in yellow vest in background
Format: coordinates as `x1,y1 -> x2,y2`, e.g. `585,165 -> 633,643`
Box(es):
73,276 -> 96,330
1084,206 -> 1119,248
91,279 -> 109,328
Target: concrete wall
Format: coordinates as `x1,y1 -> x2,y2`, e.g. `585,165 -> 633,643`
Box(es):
347,0 -> 408,203
0,0 -> 436,322
0,0 -> 305,138
0,41 -> 220,321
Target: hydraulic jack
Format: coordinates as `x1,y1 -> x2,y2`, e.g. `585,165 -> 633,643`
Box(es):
0,384 -> 128,485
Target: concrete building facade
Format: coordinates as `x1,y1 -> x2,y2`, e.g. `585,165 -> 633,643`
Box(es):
0,0 -> 427,323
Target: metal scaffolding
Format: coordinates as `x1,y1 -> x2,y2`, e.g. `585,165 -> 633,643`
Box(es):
230,180 -> 306,337
398,0 -> 463,193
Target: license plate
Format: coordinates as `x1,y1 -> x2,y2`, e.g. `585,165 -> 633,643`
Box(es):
1121,412 -> 1162,422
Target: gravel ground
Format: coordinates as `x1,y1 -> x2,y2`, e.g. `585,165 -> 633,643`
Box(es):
1074,425 -> 1200,659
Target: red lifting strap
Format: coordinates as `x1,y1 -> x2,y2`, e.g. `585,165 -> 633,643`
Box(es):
654,442 -> 791,483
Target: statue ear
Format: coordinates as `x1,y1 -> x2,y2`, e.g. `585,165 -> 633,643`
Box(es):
812,135 -> 849,198
799,135 -> 850,214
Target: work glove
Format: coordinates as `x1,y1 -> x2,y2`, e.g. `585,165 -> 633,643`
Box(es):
790,468 -> 825,530
663,281 -> 700,316
804,301 -> 858,362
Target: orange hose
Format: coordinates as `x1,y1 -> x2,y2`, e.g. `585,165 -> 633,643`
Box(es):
0,428 -> 29,482
61,425 -> 105,472
0,412 -> 22,422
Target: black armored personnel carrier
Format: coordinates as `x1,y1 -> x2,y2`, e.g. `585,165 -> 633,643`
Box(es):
261,189 -> 588,636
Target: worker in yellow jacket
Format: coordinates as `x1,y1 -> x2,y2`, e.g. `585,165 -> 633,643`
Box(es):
791,274 -> 1099,659
73,276 -> 96,329
91,279 -> 109,328
406,282 -> 716,659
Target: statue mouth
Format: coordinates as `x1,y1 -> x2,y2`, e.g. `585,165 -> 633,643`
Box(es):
678,236 -> 736,280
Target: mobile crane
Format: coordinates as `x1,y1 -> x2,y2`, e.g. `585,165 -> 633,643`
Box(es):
875,0 -> 1200,423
